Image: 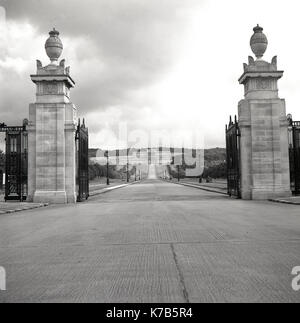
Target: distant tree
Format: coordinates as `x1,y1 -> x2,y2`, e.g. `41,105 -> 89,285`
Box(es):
167,165 -> 185,179
202,162 -> 227,179
88,162 -> 126,181
0,149 -> 5,161
0,149 -> 5,170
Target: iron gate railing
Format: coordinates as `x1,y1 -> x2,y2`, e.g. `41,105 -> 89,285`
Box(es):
288,117 -> 300,195
76,119 -> 89,202
226,116 -> 241,198
0,120 -> 28,201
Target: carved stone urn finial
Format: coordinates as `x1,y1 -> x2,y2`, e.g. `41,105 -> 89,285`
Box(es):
45,28 -> 63,64
250,24 -> 268,59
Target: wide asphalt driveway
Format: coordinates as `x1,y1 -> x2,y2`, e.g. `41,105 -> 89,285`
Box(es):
0,180 -> 299,303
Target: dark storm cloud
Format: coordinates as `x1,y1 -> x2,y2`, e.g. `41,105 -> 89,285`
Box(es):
0,0 -> 203,118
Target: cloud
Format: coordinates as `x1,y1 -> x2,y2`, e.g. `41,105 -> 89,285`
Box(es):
1,0 -> 300,150
1,0 -> 203,112
0,0 -> 206,147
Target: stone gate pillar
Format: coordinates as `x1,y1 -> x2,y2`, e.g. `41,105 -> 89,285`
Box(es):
28,29 -> 77,204
238,25 -> 291,200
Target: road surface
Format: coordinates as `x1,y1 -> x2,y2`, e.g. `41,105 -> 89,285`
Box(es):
0,180 -> 299,303
147,164 -> 158,180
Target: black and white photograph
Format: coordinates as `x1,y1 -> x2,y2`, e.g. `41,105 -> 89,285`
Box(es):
0,0 -> 300,309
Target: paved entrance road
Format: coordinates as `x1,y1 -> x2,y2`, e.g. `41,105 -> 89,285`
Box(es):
0,180 -> 299,303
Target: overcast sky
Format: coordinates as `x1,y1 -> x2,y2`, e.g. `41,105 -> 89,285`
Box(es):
0,0 -> 300,149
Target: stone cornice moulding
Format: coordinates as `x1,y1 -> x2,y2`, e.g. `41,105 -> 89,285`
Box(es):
30,74 -> 75,88
238,71 -> 284,84
65,123 -> 77,131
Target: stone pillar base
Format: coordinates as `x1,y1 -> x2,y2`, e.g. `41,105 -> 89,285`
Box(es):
26,195 -> 34,203
241,190 -> 252,200
242,189 -> 292,200
33,191 -> 67,204
251,189 -> 292,200
67,193 -> 77,204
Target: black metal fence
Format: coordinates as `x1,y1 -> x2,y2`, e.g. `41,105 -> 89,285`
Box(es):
76,119 -> 89,202
226,116 -> 241,198
288,118 -> 300,195
0,120 -> 28,201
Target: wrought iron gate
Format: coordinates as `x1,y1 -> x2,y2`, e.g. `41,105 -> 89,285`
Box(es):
226,116 -> 241,198
76,119 -> 89,202
288,117 -> 300,195
0,120 -> 28,201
